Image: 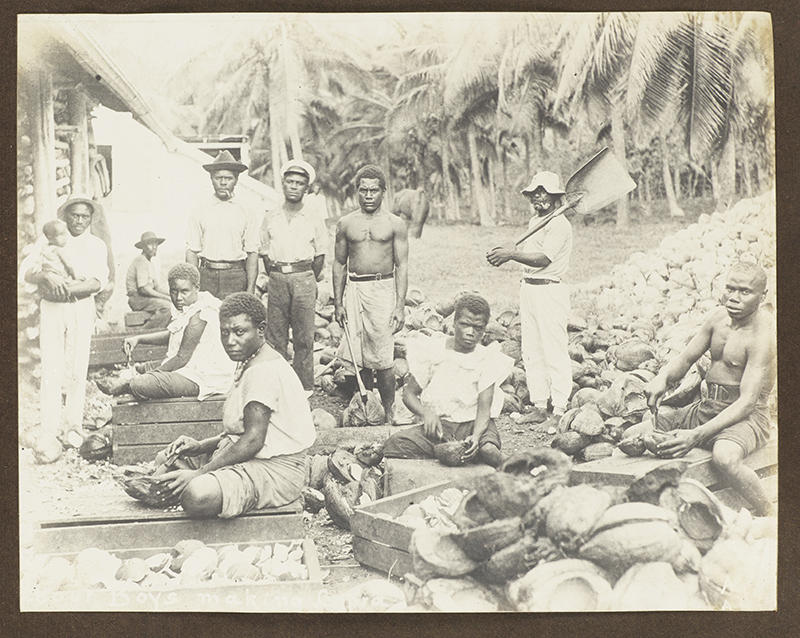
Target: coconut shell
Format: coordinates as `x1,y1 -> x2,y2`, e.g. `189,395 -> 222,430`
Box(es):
675,479 -> 725,550
541,484 -> 613,551
473,471 -> 552,521
570,409 -> 605,436
116,557 -> 149,583
588,502 -> 679,537
434,441 -> 469,466
557,408 -> 580,433
579,521 -> 683,574
626,461 -> 689,504
618,434 -> 647,457
354,442 -> 384,467
409,527 -> 479,580
509,559 -> 613,612
478,532 -> 541,584
451,490 -> 494,529
323,476 -> 359,530
453,517 -> 524,561
551,431 -> 591,456
311,408 -> 338,431
604,562 -> 690,611
116,471 -> 180,508
328,448 -> 361,483
358,467 -> 383,503
580,441 -> 615,462
643,431 -> 673,455
699,537 -> 776,610
301,486 -> 326,513
320,375 -> 337,395
308,454 -> 330,490
79,432 -> 112,461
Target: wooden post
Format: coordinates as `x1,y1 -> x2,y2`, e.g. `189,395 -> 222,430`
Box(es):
67,89 -> 90,194
31,69 -> 56,234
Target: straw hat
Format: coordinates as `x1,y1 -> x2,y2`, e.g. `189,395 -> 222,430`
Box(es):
134,231 -> 166,250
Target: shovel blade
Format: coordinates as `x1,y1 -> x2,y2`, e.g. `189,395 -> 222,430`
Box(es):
566,147 -> 636,215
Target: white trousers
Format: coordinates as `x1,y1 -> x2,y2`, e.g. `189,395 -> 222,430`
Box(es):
519,282 -> 572,413
38,297 -> 95,435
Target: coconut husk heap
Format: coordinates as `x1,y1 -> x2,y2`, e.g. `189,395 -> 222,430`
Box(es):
401,449 -> 776,611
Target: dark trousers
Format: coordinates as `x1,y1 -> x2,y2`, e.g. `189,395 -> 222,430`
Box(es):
200,266 -> 246,300
266,270 -> 317,391
127,293 -> 172,330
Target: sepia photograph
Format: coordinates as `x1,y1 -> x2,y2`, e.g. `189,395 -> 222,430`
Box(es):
16,11 -> 779,614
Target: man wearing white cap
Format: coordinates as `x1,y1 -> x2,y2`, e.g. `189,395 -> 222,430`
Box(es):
186,150 -> 260,299
487,172 -> 573,430
259,159 -> 328,393
19,194 -> 109,447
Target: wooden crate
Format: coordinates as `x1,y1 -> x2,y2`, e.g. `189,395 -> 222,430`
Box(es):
124,311 -> 151,330
34,496 -> 304,556
90,332 -> 167,367
22,538 -> 323,612
112,396 -> 226,465
350,480 -> 470,576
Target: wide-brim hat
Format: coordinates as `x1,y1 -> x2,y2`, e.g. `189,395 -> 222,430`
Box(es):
280,159 -> 316,186
135,231 -> 167,250
57,193 -> 103,218
202,150 -> 248,174
521,171 -> 566,196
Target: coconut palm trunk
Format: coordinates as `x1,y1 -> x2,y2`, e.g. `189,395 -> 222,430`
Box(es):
660,130 -> 685,217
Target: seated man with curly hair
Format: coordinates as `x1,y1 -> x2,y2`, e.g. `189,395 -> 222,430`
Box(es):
382,293 -> 514,468
151,292 -> 317,518
97,262 -> 234,400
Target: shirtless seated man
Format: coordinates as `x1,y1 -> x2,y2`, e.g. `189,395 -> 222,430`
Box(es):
382,293 -> 514,468
643,262 -> 776,516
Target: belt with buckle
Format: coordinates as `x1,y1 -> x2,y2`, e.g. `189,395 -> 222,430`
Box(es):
704,382 -> 740,402
349,272 -> 394,282
523,277 -> 560,286
268,260 -> 313,275
200,259 -> 245,270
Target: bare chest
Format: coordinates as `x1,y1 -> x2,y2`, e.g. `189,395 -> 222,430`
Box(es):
347,216 -> 394,244
710,324 -> 749,372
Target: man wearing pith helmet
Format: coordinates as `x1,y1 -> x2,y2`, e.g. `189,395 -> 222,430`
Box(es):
259,159 -> 328,395
186,150 -> 261,300
487,171 -> 574,432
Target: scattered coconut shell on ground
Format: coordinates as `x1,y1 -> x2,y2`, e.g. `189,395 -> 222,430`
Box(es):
327,448 -> 361,483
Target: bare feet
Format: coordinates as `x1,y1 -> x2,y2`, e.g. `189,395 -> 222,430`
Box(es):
514,406 -> 549,425
528,414 -> 563,433
95,376 -> 132,396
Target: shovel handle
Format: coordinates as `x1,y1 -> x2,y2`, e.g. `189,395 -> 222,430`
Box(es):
514,192 -> 584,246
342,318 -> 369,402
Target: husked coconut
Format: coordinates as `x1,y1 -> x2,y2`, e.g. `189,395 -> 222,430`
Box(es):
311,408 -> 337,431
579,520 -> 683,575
540,484 -> 613,551
551,431 -> 591,456
569,409 -> 605,436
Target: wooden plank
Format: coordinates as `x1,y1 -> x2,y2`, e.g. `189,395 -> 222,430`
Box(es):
35,513 -> 304,555
570,437 -> 777,488
112,443 -> 170,465
90,336 -> 167,367
384,458 -> 495,496
113,421 -> 224,445
113,396 -> 226,424
23,539 -> 323,612
124,311 -> 150,327
352,536 -> 413,577
713,474 -> 778,512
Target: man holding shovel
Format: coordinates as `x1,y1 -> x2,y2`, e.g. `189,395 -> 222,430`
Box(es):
333,165 -> 409,424
487,172 -> 573,431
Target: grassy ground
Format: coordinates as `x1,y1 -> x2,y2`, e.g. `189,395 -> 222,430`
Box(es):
408,197 -> 716,313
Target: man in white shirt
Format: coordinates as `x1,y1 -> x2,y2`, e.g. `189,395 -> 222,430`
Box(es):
487,172 -> 573,431
20,194 -> 109,447
186,150 -> 260,299
260,160 -> 327,392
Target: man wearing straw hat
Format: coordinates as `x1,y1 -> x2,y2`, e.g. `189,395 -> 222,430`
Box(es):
186,150 -> 260,299
126,231 -> 172,330
487,171 -> 573,432
19,194 -> 109,448
260,159 -> 328,395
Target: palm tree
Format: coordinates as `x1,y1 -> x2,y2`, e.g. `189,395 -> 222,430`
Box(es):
554,12 -> 639,227
626,12 -> 774,211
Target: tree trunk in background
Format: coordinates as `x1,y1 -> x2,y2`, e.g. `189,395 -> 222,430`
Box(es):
714,133 -> 737,212
611,107 -> 629,228
32,69 -> 56,234
468,125 -> 494,226
487,156 -> 497,223
269,107 -> 282,192
441,123 -> 456,220
497,142 -> 509,223
280,21 -> 303,162
67,89 -> 89,194
660,131 -> 684,217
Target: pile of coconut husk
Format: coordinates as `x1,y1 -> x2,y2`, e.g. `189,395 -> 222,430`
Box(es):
399,449 -> 777,611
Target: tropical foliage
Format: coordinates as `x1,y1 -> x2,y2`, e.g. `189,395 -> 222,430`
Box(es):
113,12 -> 775,225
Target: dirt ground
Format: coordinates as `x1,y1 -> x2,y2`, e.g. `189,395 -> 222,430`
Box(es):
18,366 -> 554,599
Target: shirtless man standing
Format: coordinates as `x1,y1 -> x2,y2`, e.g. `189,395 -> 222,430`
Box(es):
333,165 -> 409,423
644,262 -> 776,515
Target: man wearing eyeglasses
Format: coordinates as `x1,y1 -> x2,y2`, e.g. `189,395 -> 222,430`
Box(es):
333,165 -> 409,424
19,194 -> 109,449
